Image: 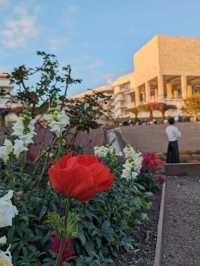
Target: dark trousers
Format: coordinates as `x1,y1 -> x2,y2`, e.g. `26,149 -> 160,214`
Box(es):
167,140 -> 180,163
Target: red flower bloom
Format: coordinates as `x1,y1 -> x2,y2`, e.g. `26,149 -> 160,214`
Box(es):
142,153 -> 163,172
48,153 -> 114,202
191,160 -> 200,164
156,175 -> 166,183
50,231 -> 75,262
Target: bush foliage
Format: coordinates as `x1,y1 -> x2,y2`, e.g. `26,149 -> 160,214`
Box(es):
0,51 -> 161,265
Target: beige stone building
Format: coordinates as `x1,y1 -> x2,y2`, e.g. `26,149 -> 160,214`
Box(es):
0,72 -> 22,126
74,35 -> 200,119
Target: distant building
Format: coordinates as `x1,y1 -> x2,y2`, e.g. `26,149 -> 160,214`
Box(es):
0,72 -> 22,126
73,35 -> 200,119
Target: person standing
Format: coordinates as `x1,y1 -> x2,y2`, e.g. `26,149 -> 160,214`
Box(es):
166,117 -> 181,163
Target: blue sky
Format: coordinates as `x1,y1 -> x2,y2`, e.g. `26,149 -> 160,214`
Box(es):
0,0 -> 200,95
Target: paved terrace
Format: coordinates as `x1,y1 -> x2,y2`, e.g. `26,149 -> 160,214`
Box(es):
117,122 -> 200,153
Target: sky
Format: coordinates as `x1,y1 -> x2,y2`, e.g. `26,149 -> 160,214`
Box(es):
0,0 -> 200,95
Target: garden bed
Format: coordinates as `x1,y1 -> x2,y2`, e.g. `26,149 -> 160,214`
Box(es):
111,191 -> 161,266
161,176 -> 200,266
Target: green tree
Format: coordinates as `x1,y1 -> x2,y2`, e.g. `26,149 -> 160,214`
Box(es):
184,96 -> 200,117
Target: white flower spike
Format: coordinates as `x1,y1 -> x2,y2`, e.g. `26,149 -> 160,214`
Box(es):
0,246 -> 13,266
0,191 -> 18,228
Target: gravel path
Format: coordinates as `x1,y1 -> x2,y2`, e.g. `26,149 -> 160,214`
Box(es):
161,176 -> 200,266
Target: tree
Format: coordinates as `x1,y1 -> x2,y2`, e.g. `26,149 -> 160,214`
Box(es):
11,51 -> 110,133
138,102 -> 173,120
184,96 -> 200,117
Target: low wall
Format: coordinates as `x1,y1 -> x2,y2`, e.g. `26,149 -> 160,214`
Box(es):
118,122 -> 200,153
0,126 -> 106,154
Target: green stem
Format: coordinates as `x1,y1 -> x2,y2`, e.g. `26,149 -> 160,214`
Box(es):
55,201 -> 69,266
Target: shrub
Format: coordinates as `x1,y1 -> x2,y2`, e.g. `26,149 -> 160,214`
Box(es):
0,52 -> 161,265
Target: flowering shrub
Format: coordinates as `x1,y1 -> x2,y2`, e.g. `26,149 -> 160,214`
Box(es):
142,153 -> 163,172
121,146 -> 143,180
137,152 -> 164,192
0,191 -> 18,266
156,175 -> 166,183
0,52 -> 161,265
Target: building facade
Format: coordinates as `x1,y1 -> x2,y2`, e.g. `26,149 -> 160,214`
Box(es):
0,72 -> 22,126
74,35 -> 200,119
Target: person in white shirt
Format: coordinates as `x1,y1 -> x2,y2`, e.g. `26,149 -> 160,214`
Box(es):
166,117 -> 181,163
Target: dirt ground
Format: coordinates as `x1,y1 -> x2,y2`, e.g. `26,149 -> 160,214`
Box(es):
111,191 -> 161,266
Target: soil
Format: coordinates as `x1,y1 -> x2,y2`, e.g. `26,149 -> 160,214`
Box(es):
161,176 -> 200,266
110,191 -> 161,266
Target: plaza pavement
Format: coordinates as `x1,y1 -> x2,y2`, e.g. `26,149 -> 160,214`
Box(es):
117,122 -> 200,153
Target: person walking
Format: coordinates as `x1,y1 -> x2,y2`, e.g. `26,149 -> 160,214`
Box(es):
166,117 -> 181,163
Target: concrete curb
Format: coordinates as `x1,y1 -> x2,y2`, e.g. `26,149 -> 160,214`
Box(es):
165,163 -> 200,176
153,182 -> 166,266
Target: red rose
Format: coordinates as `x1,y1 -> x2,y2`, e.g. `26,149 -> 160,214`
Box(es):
48,153 -> 114,202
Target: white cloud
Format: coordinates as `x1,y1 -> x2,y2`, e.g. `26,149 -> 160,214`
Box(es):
1,6 -> 39,48
0,0 -> 8,8
102,73 -> 115,85
48,37 -> 68,51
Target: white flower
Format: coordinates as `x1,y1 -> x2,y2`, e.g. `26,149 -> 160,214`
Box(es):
48,111 -> 70,136
94,145 -> 114,158
58,111 -> 70,127
121,160 -> 134,180
132,171 -> 138,179
123,146 -> 142,160
123,145 -> 143,173
0,247 -> 13,266
13,139 -> 28,159
12,115 -> 37,146
0,191 -> 18,228
84,103 -> 89,110
3,140 -> 13,155
0,236 -> 7,245
19,132 -> 35,146
0,140 -> 13,164
12,117 -> 24,138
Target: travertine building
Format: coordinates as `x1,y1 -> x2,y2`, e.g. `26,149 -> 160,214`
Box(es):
0,72 -> 22,126
74,35 -> 200,119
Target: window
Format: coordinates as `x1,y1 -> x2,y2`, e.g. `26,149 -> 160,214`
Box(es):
192,85 -> 200,95
120,82 -> 130,91
140,93 -> 145,102
0,87 -> 9,95
130,92 -> 135,102
150,88 -> 155,97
